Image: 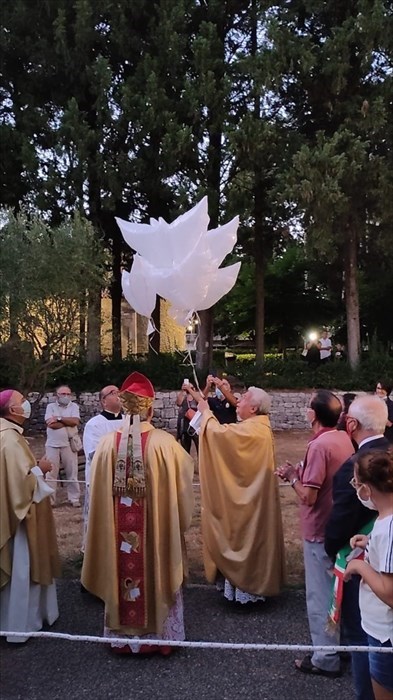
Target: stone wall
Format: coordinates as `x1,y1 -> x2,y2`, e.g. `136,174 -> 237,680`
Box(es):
26,389 -> 344,434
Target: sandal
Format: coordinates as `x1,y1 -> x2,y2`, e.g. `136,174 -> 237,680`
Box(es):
295,654 -> 341,678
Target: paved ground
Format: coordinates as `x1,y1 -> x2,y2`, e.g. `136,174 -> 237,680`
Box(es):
1,581 -> 355,700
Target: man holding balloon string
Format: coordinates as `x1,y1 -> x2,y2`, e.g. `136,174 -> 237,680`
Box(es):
196,386 -> 286,604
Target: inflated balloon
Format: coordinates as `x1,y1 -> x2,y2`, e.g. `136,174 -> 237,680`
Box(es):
116,197 -> 209,269
121,255 -> 157,319
117,197 -> 241,328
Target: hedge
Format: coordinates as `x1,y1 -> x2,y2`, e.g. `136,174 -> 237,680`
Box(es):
27,351 -> 393,393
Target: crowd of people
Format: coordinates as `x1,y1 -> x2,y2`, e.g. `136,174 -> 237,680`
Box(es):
1,374 -> 392,698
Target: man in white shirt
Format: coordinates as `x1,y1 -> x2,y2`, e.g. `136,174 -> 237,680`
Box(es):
83,385 -> 123,487
82,385 -> 123,551
319,330 -> 332,363
45,385 -> 81,507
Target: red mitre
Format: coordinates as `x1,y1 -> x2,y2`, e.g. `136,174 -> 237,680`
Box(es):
120,372 -> 155,398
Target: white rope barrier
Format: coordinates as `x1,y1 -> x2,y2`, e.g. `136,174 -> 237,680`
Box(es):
0,629 -> 392,653
50,480 -> 290,487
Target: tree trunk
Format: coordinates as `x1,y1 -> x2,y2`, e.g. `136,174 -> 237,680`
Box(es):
150,296 -> 161,354
251,0 -> 265,365
111,233 -> 122,361
86,286 -> 101,365
254,197 -> 265,364
196,309 -> 214,371
344,223 -> 360,369
79,293 -> 86,356
8,295 -> 20,341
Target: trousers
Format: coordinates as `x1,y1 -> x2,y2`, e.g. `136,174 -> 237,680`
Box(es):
341,576 -> 375,699
45,445 -> 80,505
303,540 -> 340,672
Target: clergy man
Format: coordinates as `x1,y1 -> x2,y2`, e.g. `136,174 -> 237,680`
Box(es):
197,386 -> 286,603
81,372 -> 194,654
0,389 -> 60,642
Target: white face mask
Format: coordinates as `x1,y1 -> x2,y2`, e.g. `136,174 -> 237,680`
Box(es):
356,490 -> 377,511
22,399 -> 32,419
12,399 -> 31,419
57,395 -> 71,406
215,388 -> 225,400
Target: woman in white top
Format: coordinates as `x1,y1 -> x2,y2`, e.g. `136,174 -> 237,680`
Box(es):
345,450 -> 393,700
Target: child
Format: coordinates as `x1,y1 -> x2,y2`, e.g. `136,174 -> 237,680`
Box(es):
344,450 -> 393,700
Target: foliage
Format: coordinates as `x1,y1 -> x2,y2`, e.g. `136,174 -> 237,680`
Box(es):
214,242 -> 338,347
1,0 -> 391,372
265,0 -> 393,367
0,211 -> 106,392
2,351 -> 390,395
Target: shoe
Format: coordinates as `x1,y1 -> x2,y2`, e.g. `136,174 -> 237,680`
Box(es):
295,654 -> 341,678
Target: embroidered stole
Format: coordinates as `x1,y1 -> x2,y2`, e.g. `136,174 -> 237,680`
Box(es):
115,430 -> 149,629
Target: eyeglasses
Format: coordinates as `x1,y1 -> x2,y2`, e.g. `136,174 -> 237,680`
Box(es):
102,389 -> 120,400
350,477 -> 364,490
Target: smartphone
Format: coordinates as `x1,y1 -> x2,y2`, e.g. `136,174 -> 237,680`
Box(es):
184,378 -> 189,385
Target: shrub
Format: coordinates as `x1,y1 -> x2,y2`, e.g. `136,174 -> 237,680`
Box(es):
2,351 -> 391,395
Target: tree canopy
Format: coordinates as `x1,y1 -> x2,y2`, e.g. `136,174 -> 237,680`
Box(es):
1,0 -> 392,372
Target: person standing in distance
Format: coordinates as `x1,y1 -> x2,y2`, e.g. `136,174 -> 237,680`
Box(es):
45,384 -> 81,507
375,379 -> 393,443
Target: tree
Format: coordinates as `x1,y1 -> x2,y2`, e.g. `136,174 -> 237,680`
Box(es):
267,0 -> 393,368
1,0 -> 196,359
0,211 -> 106,392
214,242 -> 336,350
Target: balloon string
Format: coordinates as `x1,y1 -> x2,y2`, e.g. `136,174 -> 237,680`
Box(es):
148,318 -> 159,355
189,311 -> 202,394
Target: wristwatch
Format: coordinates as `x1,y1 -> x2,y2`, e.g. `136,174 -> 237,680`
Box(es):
290,477 -> 299,488
57,416 -> 62,422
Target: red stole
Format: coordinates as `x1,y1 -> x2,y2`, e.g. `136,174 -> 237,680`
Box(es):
115,431 -> 149,628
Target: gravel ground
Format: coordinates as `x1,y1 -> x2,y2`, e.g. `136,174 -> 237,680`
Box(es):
0,581 -> 355,700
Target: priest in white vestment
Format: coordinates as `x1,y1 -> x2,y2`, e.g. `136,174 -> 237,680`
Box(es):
82,385 -> 124,549
0,389 -> 61,643
83,385 -> 124,487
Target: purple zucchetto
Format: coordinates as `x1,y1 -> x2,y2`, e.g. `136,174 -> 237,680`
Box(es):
0,389 -> 14,409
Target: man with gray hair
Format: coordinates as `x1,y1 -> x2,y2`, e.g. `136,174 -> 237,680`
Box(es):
197,386 -> 286,604
325,394 -> 390,700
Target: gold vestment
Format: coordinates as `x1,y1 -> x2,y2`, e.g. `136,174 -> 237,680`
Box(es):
0,418 -> 60,589
81,423 -> 194,634
199,411 -> 286,596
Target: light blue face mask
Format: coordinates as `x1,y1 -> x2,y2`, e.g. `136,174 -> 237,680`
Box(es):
215,388 -> 225,400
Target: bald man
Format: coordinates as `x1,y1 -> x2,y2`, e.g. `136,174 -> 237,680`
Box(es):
82,386 -> 123,550
277,389 -> 354,678
0,389 -> 60,642
83,385 -> 124,487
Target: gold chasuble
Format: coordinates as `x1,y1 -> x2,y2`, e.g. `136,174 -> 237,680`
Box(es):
81,423 -> 194,635
199,411 -> 286,596
0,418 -> 60,590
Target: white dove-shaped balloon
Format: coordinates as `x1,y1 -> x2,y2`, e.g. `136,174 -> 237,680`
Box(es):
116,197 -> 240,326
